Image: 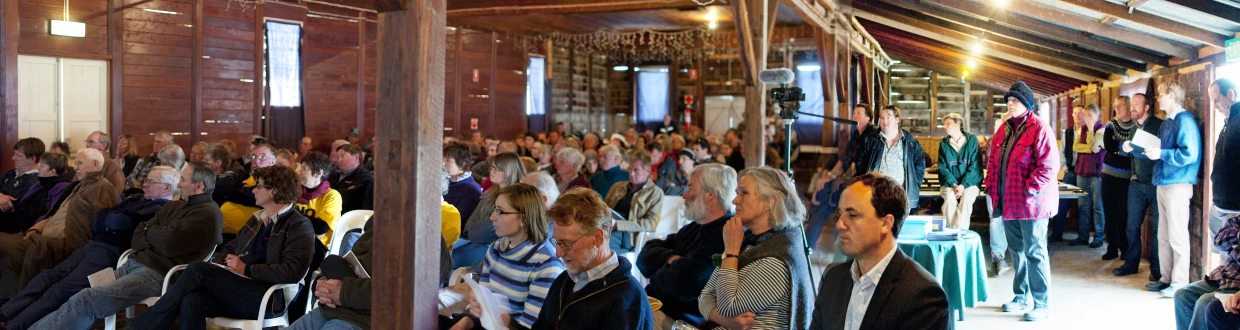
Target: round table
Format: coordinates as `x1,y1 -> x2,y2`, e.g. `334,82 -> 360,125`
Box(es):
898,231 -> 989,321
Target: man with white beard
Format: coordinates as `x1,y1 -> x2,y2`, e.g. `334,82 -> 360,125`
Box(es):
636,164 -> 737,329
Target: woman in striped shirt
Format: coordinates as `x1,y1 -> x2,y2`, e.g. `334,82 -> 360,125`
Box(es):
448,183 -> 565,330
699,167 -> 814,330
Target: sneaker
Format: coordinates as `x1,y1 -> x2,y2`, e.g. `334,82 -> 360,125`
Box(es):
1002,300 -> 1030,312
1069,238 -> 1090,246
1146,282 -> 1170,292
1089,240 -> 1104,248
1023,307 -> 1050,321
1160,286 -> 1180,298
988,258 -> 1011,278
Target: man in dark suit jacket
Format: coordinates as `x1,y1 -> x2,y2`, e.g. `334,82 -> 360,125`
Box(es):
810,173 -> 952,330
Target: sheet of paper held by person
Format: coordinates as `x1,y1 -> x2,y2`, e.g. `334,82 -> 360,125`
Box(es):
464,277 -> 511,330
1132,129 -> 1161,151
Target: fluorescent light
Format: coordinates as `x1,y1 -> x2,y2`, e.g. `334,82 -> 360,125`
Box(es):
239,79 -> 254,83
797,65 -> 821,72
49,20 -> 85,37
972,42 -> 983,54
142,8 -> 181,15
993,0 -> 1009,7
613,66 -> 629,72
891,68 -> 913,72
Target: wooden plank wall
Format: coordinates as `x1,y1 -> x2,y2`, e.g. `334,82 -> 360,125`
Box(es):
444,27 -> 528,140
1,0 -> 379,162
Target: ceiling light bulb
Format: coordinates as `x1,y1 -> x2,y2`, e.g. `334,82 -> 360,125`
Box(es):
966,58 -> 977,69
972,42 -> 983,54
993,0 -> 1009,8
708,21 -> 718,29
705,12 -> 717,21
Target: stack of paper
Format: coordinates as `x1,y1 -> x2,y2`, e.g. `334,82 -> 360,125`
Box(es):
928,228 -> 963,241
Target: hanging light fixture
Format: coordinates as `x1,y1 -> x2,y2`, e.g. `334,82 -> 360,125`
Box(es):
49,0 -> 85,37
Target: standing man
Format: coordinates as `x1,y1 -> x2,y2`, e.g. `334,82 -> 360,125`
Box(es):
938,113 -> 982,230
1051,107 -> 1080,243
1114,93 -> 1164,280
806,104 -> 878,249
1208,78 -> 1240,241
986,81 -> 1059,321
1101,96 -> 1137,260
84,131 -> 126,194
1134,81 -> 1201,298
656,115 -> 678,135
856,106 -> 926,213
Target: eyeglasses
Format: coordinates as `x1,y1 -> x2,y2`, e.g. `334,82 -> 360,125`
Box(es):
549,237 -> 581,251
250,154 -> 272,161
492,207 -> 521,216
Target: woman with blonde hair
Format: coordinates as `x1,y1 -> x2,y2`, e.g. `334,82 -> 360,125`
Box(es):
455,152 -> 528,269
699,166 -> 813,330
114,134 -> 141,177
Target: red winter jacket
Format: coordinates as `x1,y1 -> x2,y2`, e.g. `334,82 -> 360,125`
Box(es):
985,112 -> 1061,221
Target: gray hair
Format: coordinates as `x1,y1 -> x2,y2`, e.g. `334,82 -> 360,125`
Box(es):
693,163 -> 737,213
556,147 -> 585,171
91,131 -> 111,148
155,131 -> 174,144
76,148 -> 105,168
599,144 -> 622,161
522,171 -> 560,207
738,166 -> 806,231
158,144 -> 186,170
186,161 -> 217,194
147,165 -> 181,195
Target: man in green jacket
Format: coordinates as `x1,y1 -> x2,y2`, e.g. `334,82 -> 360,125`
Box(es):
938,113 -> 983,230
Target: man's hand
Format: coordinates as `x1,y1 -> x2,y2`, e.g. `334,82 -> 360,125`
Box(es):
314,279 -> 343,308
1092,146 -> 1102,153
22,229 -> 39,240
953,185 -> 964,198
224,254 -> 247,275
666,255 -> 681,265
0,194 -> 14,212
448,317 -> 476,330
718,312 -> 756,330
1143,147 -> 1162,160
1122,141 -> 1134,153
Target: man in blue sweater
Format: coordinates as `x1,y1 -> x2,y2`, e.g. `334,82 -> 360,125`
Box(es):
1208,78 -> 1240,239
589,145 -> 629,199
1132,81 -> 1201,298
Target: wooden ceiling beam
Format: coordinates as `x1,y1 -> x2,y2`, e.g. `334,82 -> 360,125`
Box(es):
1162,0 -> 1240,25
373,0 -> 404,12
733,0 -> 758,85
859,1 -> 1148,72
781,0 -> 830,30
447,0 -> 711,17
1054,0 -> 1229,47
909,0 -> 1172,65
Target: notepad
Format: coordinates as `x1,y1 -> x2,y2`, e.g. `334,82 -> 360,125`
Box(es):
88,267 -> 117,287
1133,130 -> 1161,150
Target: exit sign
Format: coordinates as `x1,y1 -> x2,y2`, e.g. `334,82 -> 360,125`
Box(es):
1228,37 -> 1240,62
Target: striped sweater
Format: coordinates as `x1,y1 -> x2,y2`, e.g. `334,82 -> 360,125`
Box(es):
479,238 -> 565,328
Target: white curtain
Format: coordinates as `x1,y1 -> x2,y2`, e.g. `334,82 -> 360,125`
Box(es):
266,22 -> 302,107
637,71 -> 669,127
527,57 -> 546,115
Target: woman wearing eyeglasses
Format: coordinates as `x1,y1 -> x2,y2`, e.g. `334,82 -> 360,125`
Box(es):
698,167 -> 814,330
444,183 -> 564,330
453,152 -> 528,270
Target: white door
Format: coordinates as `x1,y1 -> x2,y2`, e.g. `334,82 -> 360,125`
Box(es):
704,95 -> 744,137
17,55 -> 108,151
17,56 -> 59,145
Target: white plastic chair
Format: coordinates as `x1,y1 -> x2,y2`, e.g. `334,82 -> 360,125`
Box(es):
104,246 -> 216,330
328,210 -> 373,256
209,279 -> 303,330
650,196 -> 685,241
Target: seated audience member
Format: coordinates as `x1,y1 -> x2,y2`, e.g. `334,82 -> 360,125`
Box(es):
27,162 -> 221,330
124,131 -> 173,192
1,138 -> 46,214
0,148 -> 120,286
218,139 -> 247,174
453,152 -> 526,269
603,150 -> 663,254
1174,213 -> 1240,329
84,131 -> 126,194
202,143 -> 240,205
519,157 -> 539,180
553,148 -> 591,193
295,137 -> 313,164
114,134 -> 141,178
0,166 -> 177,329
522,172 -> 560,209
127,165 -> 315,330
677,149 -> 698,179
532,188 -> 653,329
1,153 -> 72,234
582,134 -> 602,153
533,143 -> 553,171
1,138 -> 47,211
219,142 -> 278,235
189,142 -> 207,163
583,150 -> 600,178
296,152 -> 343,246
723,143 -> 745,172
638,163 -> 736,328
157,144 -> 186,174
47,142 -> 70,155
698,167 -> 813,330
589,145 -> 629,199
328,144 -> 374,214
648,142 -> 684,196
444,142 -> 483,223
691,139 -> 718,165
276,148 -> 298,169
810,173 -> 951,330
445,184 -> 565,330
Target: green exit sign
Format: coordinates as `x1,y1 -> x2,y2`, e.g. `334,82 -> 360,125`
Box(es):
1229,37 -> 1240,62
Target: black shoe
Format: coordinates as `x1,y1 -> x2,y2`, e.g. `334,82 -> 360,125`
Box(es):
1113,267 -> 1137,276
1069,238 -> 1090,246
1102,251 -> 1120,260
1089,240 -> 1104,248
1146,281 -> 1170,291
1151,272 -> 1162,283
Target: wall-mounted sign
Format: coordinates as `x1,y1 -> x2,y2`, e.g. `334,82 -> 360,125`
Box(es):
471,118 -> 478,130
49,20 -> 86,38
1228,37 -> 1240,63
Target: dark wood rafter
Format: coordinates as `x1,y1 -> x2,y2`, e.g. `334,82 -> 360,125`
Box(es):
781,0 -> 830,30
1162,0 -> 1240,25
1054,0 -> 1229,47
448,0 -> 716,17
733,0 -> 757,85
875,0 -> 1166,68
358,10 -> 367,132
927,0 -> 1194,59
0,0 -> 16,173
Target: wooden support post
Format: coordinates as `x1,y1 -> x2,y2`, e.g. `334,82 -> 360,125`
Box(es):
358,11 -> 367,134
815,27 -> 835,148
253,3 -> 265,137
741,0 -> 775,168
372,0 -> 446,328
191,0 -> 204,145
108,0 -> 124,154
0,0 -> 18,173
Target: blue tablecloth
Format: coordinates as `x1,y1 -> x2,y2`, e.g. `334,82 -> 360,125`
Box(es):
898,231 -> 989,321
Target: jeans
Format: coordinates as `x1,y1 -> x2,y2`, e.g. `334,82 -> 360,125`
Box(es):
1206,299 -> 1240,330
1158,183 -> 1193,288
1102,175 -> 1130,254
987,195 -> 1007,260
129,261 -> 287,330
2,241 -> 120,330
287,308 -> 364,330
1052,173 -> 1077,240
805,188 -> 836,250
941,186 -> 980,230
1004,218 -> 1051,308
1209,204 -> 1240,253
29,258 -> 165,330
1121,181 -> 1161,275
1174,280 -> 1218,330
1076,175 -> 1105,242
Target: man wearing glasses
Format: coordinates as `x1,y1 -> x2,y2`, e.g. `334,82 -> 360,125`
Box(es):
219,142 -> 279,235
535,187 -> 653,329
124,131 -> 172,192
83,131 -> 126,195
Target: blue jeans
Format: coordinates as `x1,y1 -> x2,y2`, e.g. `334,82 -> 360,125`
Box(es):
1121,181 -> 1161,275
1052,173 -> 1077,240
29,258 -> 165,330
987,195 -> 1007,260
1174,280 -> 1218,330
1076,175 -> 1105,242
1004,218 -> 1051,308
1206,298 -> 1240,330
805,187 -> 836,250
3,241 -> 120,330
128,261 -> 286,330
287,308 -> 364,330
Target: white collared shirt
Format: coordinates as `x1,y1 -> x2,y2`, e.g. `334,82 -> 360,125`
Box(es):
254,204 -> 294,225
569,251 -> 618,293
844,246 -> 898,330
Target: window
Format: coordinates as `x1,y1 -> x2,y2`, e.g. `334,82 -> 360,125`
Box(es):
527,57 -> 546,115
795,64 -> 824,145
636,66 -> 670,129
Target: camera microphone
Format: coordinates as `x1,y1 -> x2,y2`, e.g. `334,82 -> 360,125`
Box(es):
758,68 -> 796,85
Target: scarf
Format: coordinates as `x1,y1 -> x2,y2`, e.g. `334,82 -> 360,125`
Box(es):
299,181 -> 331,205
1073,120 -> 1104,153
